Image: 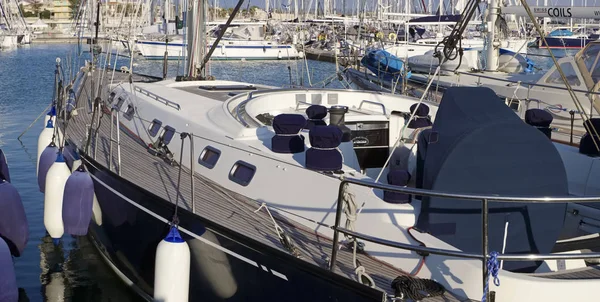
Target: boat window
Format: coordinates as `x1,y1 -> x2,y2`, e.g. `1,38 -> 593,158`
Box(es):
580,43 -> 600,72
124,104 -> 135,120
114,96 -> 126,111
198,146 -> 221,169
545,62 -> 581,86
229,161 -> 256,186
295,94 -> 306,104
159,126 -> 176,145
311,94 -> 323,104
108,92 -> 117,104
328,93 -> 338,104
148,119 -> 162,137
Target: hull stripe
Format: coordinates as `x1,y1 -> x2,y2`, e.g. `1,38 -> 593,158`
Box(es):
85,164 -> 290,281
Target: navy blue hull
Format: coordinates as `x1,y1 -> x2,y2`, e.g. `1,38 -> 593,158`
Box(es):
536,36 -> 597,49
83,155 -> 384,301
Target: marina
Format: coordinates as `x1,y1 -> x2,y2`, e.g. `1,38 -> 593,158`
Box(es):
5,0 -> 600,301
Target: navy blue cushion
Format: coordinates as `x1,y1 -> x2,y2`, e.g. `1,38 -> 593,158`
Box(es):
579,119 -> 600,156
272,136 -> 305,153
580,133 -> 600,156
584,118 -> 600,134
305,105 -> 328,130
306,126 -> 343,171
272,114 -> 306,153
384,170 -> 411,204
306,105 -> 328,120
309,125 -> 343,148
416,129 -> 434,192
273,114 -> 306,134
410,103 -> 430,117
525,109 -> 553,127
408,104 -> 432,129
306,149 -> 343,171
408,117 -> 433,129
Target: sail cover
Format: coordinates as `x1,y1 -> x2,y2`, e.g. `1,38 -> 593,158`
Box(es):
416,87 -> 568,272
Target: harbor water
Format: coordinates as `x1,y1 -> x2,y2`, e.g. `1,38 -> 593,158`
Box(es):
0,43 -> 343,301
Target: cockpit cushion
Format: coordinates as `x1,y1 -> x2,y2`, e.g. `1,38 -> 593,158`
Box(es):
271,114 -> 306,154
579,118 -> 600,156
305,105 -> 328,130
384,170 -> 411,204
408,103 -> 433,129
525,109 -> 553,127
306,126 -> 343,171
525,109 -> 553,139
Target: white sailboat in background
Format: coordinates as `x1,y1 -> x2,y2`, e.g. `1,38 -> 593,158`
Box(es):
406,3 -> 600,142
0,0 -> 31,49
135,0 -> 301,60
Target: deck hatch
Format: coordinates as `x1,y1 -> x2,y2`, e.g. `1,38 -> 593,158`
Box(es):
198,85 -> 257,91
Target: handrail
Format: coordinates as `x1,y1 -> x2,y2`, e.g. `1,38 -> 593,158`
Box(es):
358,100 -> 387,115
340,177 -> 600,203
133,86 -> 181,110
334,227 -> 600,261
329,177 -> 600,298
407,65 -> 600,96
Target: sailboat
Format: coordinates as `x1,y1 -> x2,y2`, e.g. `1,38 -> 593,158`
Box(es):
406,4 -> 600,144
41,0 -> 600,301
135,0 -> 301,60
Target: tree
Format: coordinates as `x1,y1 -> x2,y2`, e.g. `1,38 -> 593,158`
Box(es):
30,0 -> 44,18
249,5 -> 259,17
68,0 -> 81,18
40,9 -> 52,19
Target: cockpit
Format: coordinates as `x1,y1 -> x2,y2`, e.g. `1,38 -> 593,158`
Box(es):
225,89 -> 437,181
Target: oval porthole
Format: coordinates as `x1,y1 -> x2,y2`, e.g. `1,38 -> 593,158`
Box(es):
198,146 -> 221,169
229,161 -> 256,186
148,119 -> 162,137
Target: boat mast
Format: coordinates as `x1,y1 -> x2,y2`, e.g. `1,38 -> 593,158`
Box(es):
186,0 -> 207,78
485,0 -> 499,71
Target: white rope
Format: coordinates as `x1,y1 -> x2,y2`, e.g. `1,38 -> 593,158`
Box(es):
341,182 -> 375,288
254,202 -> 285,240
342,183 -> 357,236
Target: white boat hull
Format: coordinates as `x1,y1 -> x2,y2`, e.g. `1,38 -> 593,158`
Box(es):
1,35 -> 18,49
136,40 -> 301,60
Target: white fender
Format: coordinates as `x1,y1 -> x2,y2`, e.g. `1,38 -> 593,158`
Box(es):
44,153 -> 71,241
154,226 -> 190,302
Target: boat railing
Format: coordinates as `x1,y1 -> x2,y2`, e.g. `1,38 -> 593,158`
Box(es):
329,177 -> 600,297
228,88 -> 387,127
133,86 -> 181,110
407,64 -> 600,97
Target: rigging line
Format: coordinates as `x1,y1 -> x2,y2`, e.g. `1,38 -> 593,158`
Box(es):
375,65 -> 442,184
519,0 -> 600,152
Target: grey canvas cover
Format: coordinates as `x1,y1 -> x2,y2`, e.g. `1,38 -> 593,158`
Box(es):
415,87 -> 568,272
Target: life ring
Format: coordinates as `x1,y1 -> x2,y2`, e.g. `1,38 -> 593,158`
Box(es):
375,31 -> 384,40
388,32 -> 397,41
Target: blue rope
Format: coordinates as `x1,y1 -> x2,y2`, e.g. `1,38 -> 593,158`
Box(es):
482,251 -> 500,302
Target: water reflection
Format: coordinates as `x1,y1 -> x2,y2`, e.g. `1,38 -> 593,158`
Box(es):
38,234 -> 142,302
